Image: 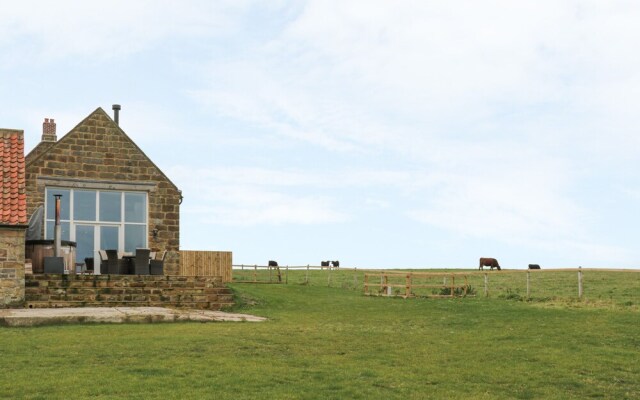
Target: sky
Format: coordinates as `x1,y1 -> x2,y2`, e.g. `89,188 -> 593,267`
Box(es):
1,1 -> 639,269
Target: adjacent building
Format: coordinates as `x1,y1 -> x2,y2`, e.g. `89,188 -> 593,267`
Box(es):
0,128 -> 27,306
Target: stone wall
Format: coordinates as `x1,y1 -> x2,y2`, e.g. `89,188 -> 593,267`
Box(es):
25,108 -> 181,274
25,274 -> 233,310
0,227 -> 26,307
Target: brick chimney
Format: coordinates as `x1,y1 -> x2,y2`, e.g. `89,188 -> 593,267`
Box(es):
42,118 -> 57,142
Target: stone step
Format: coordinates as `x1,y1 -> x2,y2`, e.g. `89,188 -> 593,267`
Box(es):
25,300 -> 234,310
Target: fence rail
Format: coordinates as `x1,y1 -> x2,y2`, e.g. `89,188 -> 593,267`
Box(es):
180,251 -> 232,282
230,266 -> 640,305
364,272 -> 471,298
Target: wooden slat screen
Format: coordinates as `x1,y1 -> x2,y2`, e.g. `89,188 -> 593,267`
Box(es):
179,251 -> 232,282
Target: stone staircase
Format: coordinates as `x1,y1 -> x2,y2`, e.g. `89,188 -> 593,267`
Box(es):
25,274 -> 234,310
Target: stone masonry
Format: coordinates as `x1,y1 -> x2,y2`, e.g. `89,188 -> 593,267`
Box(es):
25,274 -> 233,310
0,227 -> 26,307
25,108 -> 181,274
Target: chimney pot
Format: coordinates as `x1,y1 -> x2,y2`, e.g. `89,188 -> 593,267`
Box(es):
42,118 -> 57,142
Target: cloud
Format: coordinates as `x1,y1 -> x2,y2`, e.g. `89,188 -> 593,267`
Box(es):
170,166 -> 357,226
169,165 -> 422,188
189,1 -> 640,162
169,165 -> 439,226
0,1 -> 246,64
181,183 -> 348,226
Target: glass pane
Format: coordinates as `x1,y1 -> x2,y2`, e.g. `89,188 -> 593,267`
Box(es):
46,189 -> 70,220
125,225 -> 146,253
125,192 -> 146,223
75,225 -> 95,263
74,190 -> 96,221
100,226 -> 119,251
99,192 -> 121,222
45,221 -> 70,241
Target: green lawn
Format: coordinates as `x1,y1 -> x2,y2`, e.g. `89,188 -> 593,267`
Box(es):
1,276 -> 639,399
236,267 -> 640,308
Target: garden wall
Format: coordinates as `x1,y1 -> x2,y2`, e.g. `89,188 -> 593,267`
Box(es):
25,274 -> 233,310
0,227 -> 26,307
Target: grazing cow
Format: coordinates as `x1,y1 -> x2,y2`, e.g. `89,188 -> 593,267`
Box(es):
268,260 -> 278,267
320,261 -> 330,267
528,264 -> 541,270
331,260 -> 340,268
479,257 -> 501,271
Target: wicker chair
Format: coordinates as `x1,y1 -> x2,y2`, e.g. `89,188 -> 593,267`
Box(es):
133,248 -> 151,275
106,249 -> 130,274
84,257 -> 95,274
150,251 -> 166,275
99,250 -> 109,274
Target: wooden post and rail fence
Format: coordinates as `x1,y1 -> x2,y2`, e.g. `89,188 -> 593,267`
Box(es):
176,255 -> 638,302
363,272 -> 470,298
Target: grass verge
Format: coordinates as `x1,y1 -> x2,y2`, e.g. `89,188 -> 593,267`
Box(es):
1,281 -> 638,399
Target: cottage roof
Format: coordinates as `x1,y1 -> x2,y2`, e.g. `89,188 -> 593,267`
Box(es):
0,129 -> 27,225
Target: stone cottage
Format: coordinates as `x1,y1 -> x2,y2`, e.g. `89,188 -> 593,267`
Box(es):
24,106 -> 182,275
0,128 -> 27,306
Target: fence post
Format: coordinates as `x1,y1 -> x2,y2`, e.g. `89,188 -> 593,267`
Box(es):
269,265 -> 272,283
328,265 -> 332,287
484,273 -> 488,297
353,268 -> 358,290
286,265 -> 289,284
364,273 -> 369,295
526,271 -> 531,298
406,274 -> 411,298
383,274 -> 388,295
254,264 -> 257,282
578,266 -> 583,299
306,264 -> 309,285
450,274 -> 455,298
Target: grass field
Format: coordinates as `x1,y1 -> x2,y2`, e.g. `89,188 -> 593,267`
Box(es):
1,271 -> 639,399
235,267 -> 640,308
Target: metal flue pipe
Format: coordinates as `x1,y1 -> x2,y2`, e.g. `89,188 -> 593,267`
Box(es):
54,194 -> 62,257
112,104 -> 121,125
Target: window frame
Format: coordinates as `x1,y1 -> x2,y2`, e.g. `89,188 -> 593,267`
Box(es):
44,187 -> 148,253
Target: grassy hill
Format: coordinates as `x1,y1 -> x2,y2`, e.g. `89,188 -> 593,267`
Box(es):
1,272 -> 638,399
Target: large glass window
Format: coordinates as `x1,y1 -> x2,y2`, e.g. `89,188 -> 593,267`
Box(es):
45,221 -> 70,241
125,225 -> 146,253
75,225 -> 95,263
45,188 -> 148,258
100,226 -> 119,250
46,189 -> 70,220
125,192 -> 146,223
100,191 -> 121,222
74,190 -> 96,221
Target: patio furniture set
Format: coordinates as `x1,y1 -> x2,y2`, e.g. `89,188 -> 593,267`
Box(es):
82,249 -> 166,275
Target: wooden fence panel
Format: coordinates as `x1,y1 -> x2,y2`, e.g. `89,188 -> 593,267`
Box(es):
179,251 -> 232,282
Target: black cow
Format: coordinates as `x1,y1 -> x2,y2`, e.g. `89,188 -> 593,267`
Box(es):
268,260 -> 278,267
320,261 -> 330,267
528,264 -> 541,270
331,260 -> 340,268
479,257 -> 501,271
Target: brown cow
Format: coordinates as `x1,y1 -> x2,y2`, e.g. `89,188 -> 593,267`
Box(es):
479,257 -> 501,271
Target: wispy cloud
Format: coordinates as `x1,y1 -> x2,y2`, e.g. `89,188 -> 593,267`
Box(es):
0,1 -> 245,64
